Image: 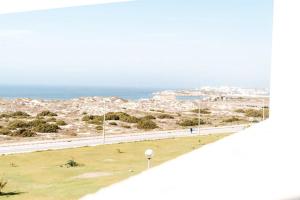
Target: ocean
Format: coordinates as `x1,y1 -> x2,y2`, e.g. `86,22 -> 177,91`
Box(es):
0,85 -> 160,100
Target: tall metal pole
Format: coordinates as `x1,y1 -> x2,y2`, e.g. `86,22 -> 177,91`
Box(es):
198,100 -> 201,134
262,98 -> 265,121
103,100 -> 106,144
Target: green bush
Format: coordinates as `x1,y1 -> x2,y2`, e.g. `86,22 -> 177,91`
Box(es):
37,110 -> 57,117
82,112 -> 140,124
11,111 -> 30,118
178,118 -> 205,127
137,119 -> 158,130
82,115 -> 103,121
46,117 -> 57,122
121,125 -> 131,129
10,129 -> 36,137
0,128 -> 11,135
119,113 -> 140,123
100,112 -> 140,123
33,123 -> 60,133
234,109 -> 245,113
157,114 -> 174,119
4,118 -> 59,135
28,119 -> 47,127
190,108 -> 211,114
0,113 -> 10,118
244,109 -> 262,117
105,112 -> 120,120
121,116 -> 140,123
0,111 -> 30,118
82,115 -> 91,121
7,120 -> 29,130
63,159 -> 82,168
82,115 -> 103,125
95,125 -> 103,131
109,122 -> 118,126
56,120 -> 67,126
223,116 -> 240,123
89,119 -> 103,125
234,108 -> 269,118
142,115 -> 156,120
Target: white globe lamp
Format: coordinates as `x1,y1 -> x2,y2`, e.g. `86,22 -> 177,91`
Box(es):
144,149 -> 154,169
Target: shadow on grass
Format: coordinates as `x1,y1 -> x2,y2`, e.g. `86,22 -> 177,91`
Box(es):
0,191 -> 24,196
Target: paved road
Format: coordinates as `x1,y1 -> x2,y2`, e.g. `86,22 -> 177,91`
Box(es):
0,125 -> 247,155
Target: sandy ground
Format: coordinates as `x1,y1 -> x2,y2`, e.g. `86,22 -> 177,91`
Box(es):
0,92 -> 269,143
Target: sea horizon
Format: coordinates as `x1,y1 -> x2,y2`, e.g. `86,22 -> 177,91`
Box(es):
0,85 -> 164,100
0,85 -> 269,100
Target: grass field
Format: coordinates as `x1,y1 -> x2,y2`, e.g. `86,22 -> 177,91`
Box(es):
0,133 -> 230,200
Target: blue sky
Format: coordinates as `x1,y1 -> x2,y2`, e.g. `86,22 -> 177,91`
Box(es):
0,0 -> 273,89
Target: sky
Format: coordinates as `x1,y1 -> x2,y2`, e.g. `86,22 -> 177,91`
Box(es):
0,0 -> 273,89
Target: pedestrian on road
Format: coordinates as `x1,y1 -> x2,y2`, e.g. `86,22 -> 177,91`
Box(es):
190,128 -> 193,134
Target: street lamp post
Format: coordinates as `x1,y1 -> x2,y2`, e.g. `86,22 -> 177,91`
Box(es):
103,100 -> 106,144
262,98 -> 265,121
144,149 -> 154,169
198,99 -> 201,134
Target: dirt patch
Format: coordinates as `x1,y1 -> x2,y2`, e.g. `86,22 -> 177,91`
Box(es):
72,172 -> 112,179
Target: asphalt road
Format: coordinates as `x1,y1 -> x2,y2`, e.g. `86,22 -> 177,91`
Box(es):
0,125 -> 247,155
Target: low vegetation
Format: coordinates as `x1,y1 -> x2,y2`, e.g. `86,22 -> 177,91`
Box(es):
137,119 -> 158,130
95,125 -> 103,131
7,120 -> 29,130
141,115 -> 156,120
178,118 -> 205,127
157,114 -> 174,119
235,108 -> 269,118
222,116 -> 240,123
0,128 -> 11,135
61,159 -> 82,168
46,117 -> 57,122
118,113 -> 140,123
33,123 -> 60,133
105,112 -> 120,120
56,120 -> 67,126
105,112 -> 140,123
9,129 -> 37,137
82,115 -> 103,125
0,111 -> 30,119
37,110 -> 58,117
245,109 -> 269,118
82,112 -> 141,125
0,117 -> 65,137
121,125 -> 131,129
190,108 -> 211,114
109,122 -> 118,126
234,109 -> 245,113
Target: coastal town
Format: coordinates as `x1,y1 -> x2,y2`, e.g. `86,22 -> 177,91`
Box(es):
0,87 -> 269,143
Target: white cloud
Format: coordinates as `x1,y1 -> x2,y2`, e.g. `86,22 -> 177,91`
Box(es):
0,0 -> 133,14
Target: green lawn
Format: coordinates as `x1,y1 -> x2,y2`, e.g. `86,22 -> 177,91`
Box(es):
0,133 -> 230,200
